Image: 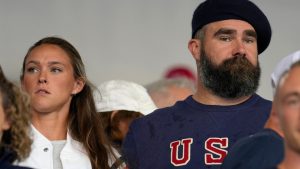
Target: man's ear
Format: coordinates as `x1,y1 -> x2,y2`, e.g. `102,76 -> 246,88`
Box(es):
71,78 -> 85,95
188,39 -> 201,61
265,103 -> 284,137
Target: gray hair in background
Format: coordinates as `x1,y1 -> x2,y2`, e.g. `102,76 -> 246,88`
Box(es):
146,77 -> 196,95
274,59 -> 300,98
271,50 -> 300,96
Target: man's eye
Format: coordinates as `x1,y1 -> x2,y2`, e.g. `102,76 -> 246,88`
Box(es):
284,97 -> 300,109
244,38 -> 256,44
219,36 -> 231,42
287,99 -> 300,106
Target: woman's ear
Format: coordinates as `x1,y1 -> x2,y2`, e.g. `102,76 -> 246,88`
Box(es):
71,78 -> 85,95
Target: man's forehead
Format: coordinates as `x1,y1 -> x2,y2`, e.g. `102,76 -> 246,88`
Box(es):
205,19 -> 255,31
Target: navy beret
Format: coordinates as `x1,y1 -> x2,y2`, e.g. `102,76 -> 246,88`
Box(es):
192,0 -> 272,54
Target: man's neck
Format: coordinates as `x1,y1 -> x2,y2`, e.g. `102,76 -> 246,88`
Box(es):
192,85 -> 252,106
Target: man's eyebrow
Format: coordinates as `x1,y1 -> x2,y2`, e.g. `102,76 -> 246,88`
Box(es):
283,92 -> 300,101
244,30 -> 257,39
214,28 -> 236,37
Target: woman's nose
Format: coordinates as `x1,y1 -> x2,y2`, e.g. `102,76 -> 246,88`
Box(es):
38,71 -> 47,84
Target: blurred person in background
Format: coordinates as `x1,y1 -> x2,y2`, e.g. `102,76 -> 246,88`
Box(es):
268,60 -> 300,169
0,65 -> 32,169
94,80 -> 157,152
164,65 -> 197,84
94,80 -> 157,169
146,77 -> 195,108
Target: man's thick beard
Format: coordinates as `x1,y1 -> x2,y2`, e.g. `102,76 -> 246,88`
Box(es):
198,49 -> 261,99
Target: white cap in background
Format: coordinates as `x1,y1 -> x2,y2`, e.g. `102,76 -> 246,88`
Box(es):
94,80 -> 157,115
271,50 -> 300,94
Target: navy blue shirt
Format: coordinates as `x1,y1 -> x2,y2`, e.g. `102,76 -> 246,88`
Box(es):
122,94 -> 271,169
221,128 -> 283,169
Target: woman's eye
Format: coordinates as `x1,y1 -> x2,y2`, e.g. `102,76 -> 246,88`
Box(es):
51,67 -> 62,73
26,67 -> 39,73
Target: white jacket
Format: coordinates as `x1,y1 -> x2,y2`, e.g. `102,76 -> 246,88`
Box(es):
18,125 -> 92,169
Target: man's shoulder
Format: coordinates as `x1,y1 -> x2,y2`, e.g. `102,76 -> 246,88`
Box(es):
221,129 -> 283,169
252,93 -> 272,104
128,102 -> 191,139
244,94 -> 272,115
234,129 -> 282,148
131,106 -> 174,128
138,101 -> 186,120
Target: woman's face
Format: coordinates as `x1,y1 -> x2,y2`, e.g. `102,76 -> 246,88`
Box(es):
21,44 -> 83,114
0,94 -> 11,134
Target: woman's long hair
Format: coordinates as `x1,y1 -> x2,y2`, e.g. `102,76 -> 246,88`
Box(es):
0,66 -> 32,162
20,37 -> 114,169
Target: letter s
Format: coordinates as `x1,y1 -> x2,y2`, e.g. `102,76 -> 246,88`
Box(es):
204,137 -> 228,165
